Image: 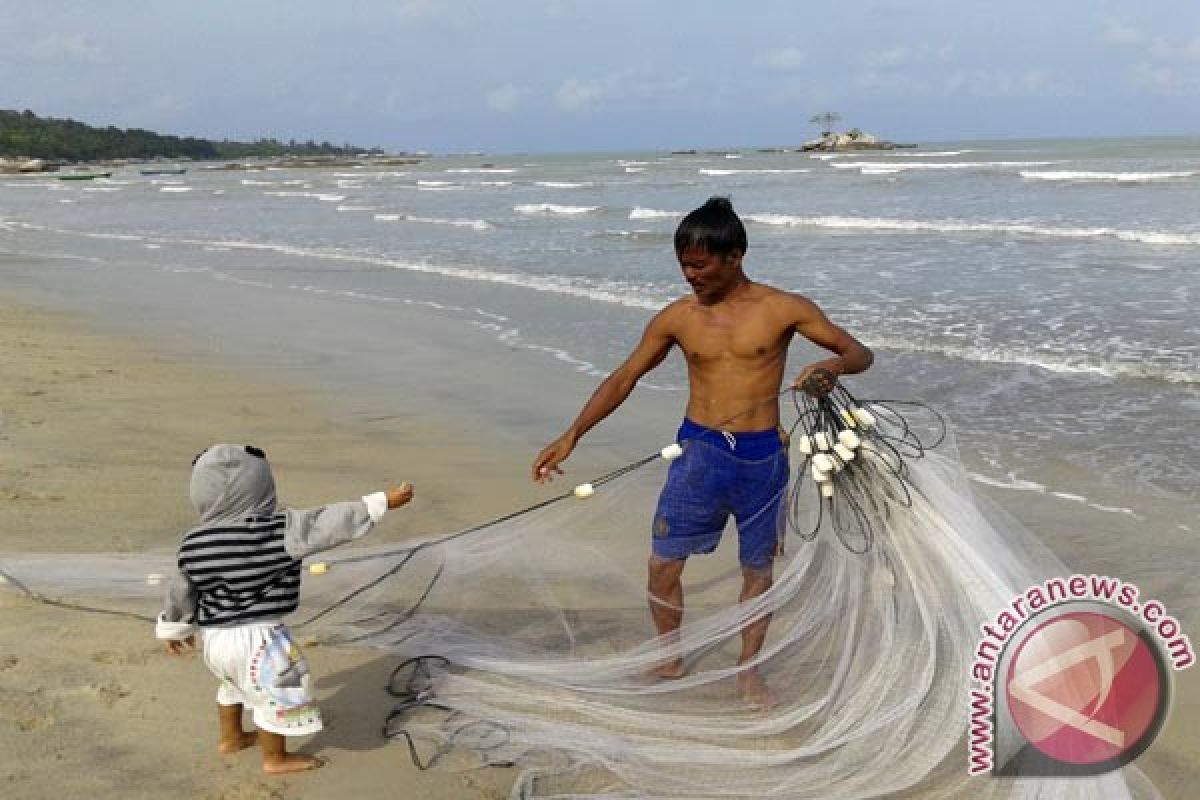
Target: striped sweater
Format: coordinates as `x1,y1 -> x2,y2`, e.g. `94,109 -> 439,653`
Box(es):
156,492 -> 388,637
178,514 -> 303,627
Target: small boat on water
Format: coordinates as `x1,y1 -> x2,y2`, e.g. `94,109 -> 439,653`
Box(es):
57,172 -> 113,181
140,167 -> 188,176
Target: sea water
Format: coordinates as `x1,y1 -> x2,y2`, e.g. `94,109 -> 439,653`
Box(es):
2,137 -> 1198,531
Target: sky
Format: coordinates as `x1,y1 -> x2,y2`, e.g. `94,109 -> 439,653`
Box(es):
3,0 -> 1199,153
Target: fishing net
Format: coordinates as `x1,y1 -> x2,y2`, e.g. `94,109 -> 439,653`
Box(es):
0,390 -> 1163,799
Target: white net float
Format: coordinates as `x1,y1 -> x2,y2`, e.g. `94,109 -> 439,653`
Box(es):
852,407 -> 876,428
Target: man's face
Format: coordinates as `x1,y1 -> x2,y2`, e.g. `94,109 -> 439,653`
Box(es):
677,246 -> 742,303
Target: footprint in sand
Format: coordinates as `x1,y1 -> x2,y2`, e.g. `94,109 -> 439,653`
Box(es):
49,681 -> 132,708
0,687 -> 55,732
91,648 -> 153,666
210,781 -> 287,800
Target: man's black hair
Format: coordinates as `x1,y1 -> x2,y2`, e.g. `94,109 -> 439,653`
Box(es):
674,196 -> 747,257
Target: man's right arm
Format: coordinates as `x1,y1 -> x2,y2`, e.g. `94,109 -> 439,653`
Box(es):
532,307 -> 677,482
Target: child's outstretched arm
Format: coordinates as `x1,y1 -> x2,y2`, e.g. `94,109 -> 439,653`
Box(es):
155,567 -> 198,652
283,482 -> 414,559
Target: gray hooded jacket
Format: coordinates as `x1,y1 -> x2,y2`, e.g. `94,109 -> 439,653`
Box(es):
155,444 -> 387,640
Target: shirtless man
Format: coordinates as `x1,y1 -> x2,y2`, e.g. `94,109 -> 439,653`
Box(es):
532,197 -> 873,707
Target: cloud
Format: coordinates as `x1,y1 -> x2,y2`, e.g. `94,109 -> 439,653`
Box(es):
862,44 -> 952,69
1103,20 -> 1200,61
1130,63 -> 1189,94
941,68 -> 1075,97
1101,19 -> 1200,94
1102,20 -> 1146,47
555,78 -> 610,112
753,47 -> 807,71
552,68 -> 692,113
486,83 -> 528,113
29,32 -> 102,63
1149,36 -> 1200,63
150,93 -> 191,115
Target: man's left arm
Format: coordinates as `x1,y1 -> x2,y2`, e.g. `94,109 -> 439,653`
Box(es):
788,295 -> 873,394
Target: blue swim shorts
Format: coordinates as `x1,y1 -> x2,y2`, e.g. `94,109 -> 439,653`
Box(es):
652,419 -> 789,570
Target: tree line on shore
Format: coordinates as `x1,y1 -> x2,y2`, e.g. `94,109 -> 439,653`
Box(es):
0,109 -> 383,162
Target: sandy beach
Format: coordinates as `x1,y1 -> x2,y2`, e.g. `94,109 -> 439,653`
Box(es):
1,286 -> 1196,799
0,295 -> 532,799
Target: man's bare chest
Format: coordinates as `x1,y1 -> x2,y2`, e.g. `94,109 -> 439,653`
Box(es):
676,316 -> 792,365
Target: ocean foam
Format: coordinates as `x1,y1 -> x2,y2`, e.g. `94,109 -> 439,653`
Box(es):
698,168 -> 810,175
967,471 -> 1137,517
536,181 -> 594,188
417,180 -> 464,191
372,212 -> 491,230
742,213 -> 1200,246
446,168 -> 517,174
1020,170 -> 1200,183
892,150 -> 974,157
831,161 -> 1052,171
629,207 -> 682,220
398,214 -> 492,231
865,333 -> 1199,385
159,186 -> 193,193
263,191 -> 345,202
514,203 -> 600,216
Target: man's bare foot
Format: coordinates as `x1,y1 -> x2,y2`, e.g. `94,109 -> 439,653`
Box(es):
736,668 -> 777,711
217,731 -> 257,754
263,753 -> 324,775
647,658 -> 687,681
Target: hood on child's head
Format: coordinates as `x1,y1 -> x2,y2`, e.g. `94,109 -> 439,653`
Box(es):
190,444 -> 277,524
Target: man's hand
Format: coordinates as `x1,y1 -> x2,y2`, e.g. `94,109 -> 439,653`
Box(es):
532,434 -> 575,483
386,483 -> 414,509
793,361 -> 841,397
165,635 -> 196,655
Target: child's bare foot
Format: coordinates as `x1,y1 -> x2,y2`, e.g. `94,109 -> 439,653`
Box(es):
736,668 -> 777,711
217,731 -> 257,754
263,753 -> 324,775
647,657 -> 686,681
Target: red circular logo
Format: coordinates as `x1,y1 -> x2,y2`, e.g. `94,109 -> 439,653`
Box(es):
1006,611 -> 1165,766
